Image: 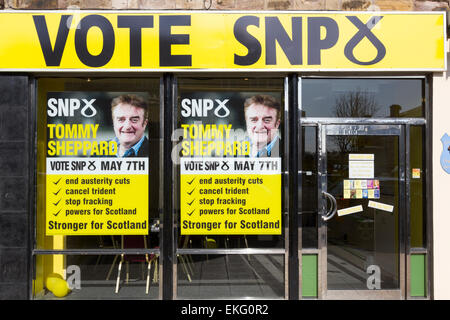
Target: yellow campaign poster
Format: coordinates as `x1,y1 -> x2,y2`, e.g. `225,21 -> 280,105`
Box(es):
179,91 -> 282,235
0,11 -> 445,71
45,91 -> 149,235
180,159 -> 281,235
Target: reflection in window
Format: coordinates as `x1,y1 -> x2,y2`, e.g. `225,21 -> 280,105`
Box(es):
302,79 -> 424,118
177,254 -> 285,299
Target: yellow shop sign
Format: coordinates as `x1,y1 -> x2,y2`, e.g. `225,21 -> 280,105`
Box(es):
0,11 -> 445,71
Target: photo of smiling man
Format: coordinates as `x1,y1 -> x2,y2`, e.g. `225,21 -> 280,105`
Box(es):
244,94 -> 281,157
111,94 -> 149,157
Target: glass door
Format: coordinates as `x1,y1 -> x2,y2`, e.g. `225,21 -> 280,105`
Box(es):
318,124 -> 405,299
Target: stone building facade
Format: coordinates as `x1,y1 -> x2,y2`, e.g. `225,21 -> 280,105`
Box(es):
0,0 -> 449,11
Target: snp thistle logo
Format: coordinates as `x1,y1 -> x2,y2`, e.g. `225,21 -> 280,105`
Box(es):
440,133 -> 450,174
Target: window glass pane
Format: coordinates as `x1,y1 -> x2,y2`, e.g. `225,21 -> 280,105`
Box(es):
410,126 -> 426,248
326,135 -> 400,290
301,126 -> 317,248
36,78 -> 161,250
33,253 -> 160,299
302,79 -> 424,118
176,78 -> 285,249
177,254 -> 284,299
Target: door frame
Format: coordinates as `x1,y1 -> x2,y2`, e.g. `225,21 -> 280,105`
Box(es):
298,75 -> 432,300
317,123 -> 406,300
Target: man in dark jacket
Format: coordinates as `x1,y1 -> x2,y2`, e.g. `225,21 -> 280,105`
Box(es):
111,94 -> 149,157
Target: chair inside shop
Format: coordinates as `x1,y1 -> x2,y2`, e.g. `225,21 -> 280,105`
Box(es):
177,235 -> 194,282
115,235 -> 158,294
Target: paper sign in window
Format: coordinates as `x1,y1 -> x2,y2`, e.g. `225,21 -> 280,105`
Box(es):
337,205 -> 363,217
368,200 -> 394,213
343,179 -> 380,199
349,154 -> 374,179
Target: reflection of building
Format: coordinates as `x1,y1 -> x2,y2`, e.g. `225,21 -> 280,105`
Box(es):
390,104 -> 423,117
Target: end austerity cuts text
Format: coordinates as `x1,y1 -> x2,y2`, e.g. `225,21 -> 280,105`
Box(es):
46,157 -> 149,235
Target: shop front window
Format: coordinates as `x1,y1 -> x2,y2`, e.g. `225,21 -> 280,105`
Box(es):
174,77 -> 286,299
302,78 -> 425,118
34,78 -> 161,299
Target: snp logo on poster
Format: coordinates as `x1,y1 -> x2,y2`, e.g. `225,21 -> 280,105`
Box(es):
47,98 -> 97,117
181,98 -> 230,118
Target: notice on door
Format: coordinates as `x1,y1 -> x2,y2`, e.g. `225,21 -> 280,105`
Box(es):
180,157 -> 281,235
45,92 -> 149,235
337,205 -> 363,217
349,154 -> 374,179
343,179 -> 380,199
368,200 -> 394,213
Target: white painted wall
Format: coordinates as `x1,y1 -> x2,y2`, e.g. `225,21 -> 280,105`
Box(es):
433,47 -> 450,299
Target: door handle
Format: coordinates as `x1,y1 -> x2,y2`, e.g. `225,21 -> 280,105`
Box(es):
322,191 -> 334,217
322,191 -> 337,222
